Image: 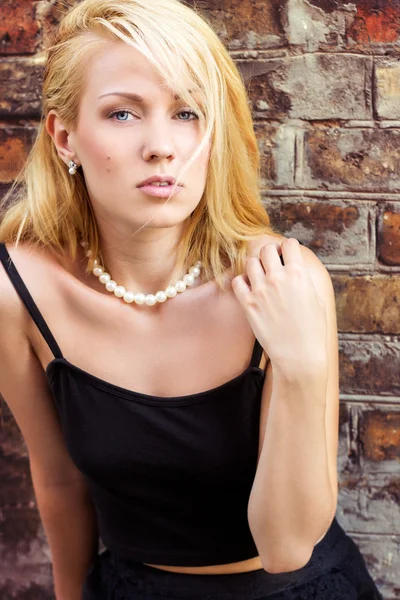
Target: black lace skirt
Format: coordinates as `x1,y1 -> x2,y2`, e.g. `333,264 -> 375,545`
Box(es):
83,520 -> 383,600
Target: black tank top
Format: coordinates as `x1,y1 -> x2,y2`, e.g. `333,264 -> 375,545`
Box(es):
0,243 -> 267,566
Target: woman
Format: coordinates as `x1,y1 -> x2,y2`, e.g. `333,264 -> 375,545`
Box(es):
0,0 -> 383,598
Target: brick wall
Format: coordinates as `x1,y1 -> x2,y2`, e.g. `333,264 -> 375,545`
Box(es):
0,1 -> 399,598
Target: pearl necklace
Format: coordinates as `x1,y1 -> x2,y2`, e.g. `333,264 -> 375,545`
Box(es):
81,242 -> 202,306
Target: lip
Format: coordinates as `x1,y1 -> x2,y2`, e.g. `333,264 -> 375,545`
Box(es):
138,184 -> 183,199
137,175 -> 180,187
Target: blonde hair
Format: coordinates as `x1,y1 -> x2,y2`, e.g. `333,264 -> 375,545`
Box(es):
0,0 -> 278,286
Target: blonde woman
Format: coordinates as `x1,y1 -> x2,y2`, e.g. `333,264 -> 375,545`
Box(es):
0,1 -> 382,599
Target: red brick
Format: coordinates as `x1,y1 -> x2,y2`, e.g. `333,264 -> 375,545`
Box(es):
378,206 -> 400,266
0,1 -> 40,55
0,59 -> 43,117
332,275 -> 400,334
37,0 -> 77,49
347,0 -> 400,46
0,127 -> 37,184
359,409 -> 400,462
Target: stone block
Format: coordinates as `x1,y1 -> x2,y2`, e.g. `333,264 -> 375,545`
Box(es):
377,205 -> 400,266
255,122 -> 296,188
375,59 -> 400,120
0,127 -> 37,184
239,59 -> 289,121
185,0 -> 286,50
332,275 -> 400,334
0,1 -> 40,55
337,472 -> 400,535
264,198 -> 373,264
339,340 -> 400,396
241,54 -> 372,121
282,0 -> 349,52
303,128 -> 400,192
0,567 -> 54,600
0,58 -> 44,118
351,534 -> 399,600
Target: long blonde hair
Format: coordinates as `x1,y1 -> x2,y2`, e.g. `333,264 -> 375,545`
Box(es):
0,0 -> 278,286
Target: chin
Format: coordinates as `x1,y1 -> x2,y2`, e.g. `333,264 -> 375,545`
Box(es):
141,207 -> 195,229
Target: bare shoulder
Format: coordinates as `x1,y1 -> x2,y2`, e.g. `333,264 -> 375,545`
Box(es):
247,232 -> 326,267
0,242 -> 86,486
245,232 -> 285,258
246,233 -> 333,294
0,243 -> 30,333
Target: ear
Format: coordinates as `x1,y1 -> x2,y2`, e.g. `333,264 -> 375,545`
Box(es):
46,110 -> 80,168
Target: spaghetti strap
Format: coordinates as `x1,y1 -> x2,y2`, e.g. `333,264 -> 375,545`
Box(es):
0,243 -> 63,359
250,338 -> 263,369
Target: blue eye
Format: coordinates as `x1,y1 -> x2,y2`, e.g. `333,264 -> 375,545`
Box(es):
176,110 -> 198,121
109,110 -> 134,121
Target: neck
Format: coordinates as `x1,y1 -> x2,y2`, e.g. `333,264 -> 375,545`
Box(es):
93,225 -> 191,295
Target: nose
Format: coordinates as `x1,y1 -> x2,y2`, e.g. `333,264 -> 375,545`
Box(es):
141,120 -> 177,163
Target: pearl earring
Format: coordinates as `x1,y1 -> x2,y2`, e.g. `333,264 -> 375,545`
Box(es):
68,160 -> 78,175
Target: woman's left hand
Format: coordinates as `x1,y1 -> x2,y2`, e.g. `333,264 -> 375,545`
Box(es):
231,238 -> 328,374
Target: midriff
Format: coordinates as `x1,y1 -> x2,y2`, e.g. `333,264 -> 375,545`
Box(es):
144,556 -> 264,574
143,526 -> 329,574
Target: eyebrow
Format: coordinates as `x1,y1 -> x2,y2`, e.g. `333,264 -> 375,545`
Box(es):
98,91 -> 192,102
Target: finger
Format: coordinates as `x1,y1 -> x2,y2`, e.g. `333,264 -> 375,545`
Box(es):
231,274 -> 251,305
246,256 -> 265,290
280,237 -> 304,266
259,243 -> 284,274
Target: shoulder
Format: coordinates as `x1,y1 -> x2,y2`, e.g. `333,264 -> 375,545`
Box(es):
0,243 -> 28,326
246,233 -> 334,300
0,242 -> 65,343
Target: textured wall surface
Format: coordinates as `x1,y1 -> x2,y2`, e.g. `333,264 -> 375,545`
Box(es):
0,0 -> 399,598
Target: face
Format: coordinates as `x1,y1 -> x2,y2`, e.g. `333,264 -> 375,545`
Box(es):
65,41 -> 209,234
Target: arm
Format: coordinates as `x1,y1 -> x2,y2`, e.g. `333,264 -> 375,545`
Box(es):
233,239 -> 339,574
248,360 -> 335,574
0,266 -> 98,599
33,479 -> 98,600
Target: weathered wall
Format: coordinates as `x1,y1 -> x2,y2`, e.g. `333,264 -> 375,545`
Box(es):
0,0 -> 399,598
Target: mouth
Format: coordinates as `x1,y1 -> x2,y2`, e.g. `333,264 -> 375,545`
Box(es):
137,182 -> 183,199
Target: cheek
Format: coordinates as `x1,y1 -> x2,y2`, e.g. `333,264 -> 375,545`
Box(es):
75,122 -> 114,173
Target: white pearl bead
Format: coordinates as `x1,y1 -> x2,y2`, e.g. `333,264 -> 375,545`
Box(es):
155,291 -> 167,303
196,261 -> 202,267
93,259 -> 98,266
114,286 -> 126,298
145,294 -> 157,306
93,266 -> 104,277
69,167 -> 76,175
106,280 -> 117,292
134,293 -> 146,305
189,266 -> 200,278
175,280 -> 186,293
165,286 -> 177,298
183,274 -> 195,286
123,291 -> 135,303
99,272 -> 111,284
86,249 -> 93,258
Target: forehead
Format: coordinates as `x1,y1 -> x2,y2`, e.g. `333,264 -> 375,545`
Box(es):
81,40 -> 194,102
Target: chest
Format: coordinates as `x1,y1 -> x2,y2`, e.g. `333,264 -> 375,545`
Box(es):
30,270 -> 260,398
48,359 -> 265,488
